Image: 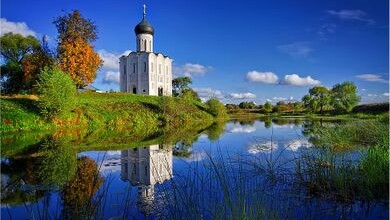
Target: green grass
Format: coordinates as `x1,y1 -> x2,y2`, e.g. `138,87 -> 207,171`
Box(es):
296,116 -> 389,202
1,92 -> 217,133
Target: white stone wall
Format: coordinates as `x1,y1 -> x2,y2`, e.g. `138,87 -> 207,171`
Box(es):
120,145 -> 173,186
120,52 -> 172,96
136,34 -> 153,52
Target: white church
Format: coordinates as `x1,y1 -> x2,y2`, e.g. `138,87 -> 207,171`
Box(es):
119,5 -> 173,96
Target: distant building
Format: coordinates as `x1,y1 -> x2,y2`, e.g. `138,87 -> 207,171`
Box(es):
78,84 -> 103,93
119,4 -> 173,96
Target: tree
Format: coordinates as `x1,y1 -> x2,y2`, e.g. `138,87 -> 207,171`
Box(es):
308,86 -> 331,114
0,33 -> 40,93
263,101 -> 273,114
61,157 -> 103,219
238,101 -> 257,109
22,36 -> 56,92
172,76 -> 192,97
206,98 -> 228,118
331,81 -> 360,113
54,10 -> 102,87
36,67 -> 77,119
180,88 -> 201,102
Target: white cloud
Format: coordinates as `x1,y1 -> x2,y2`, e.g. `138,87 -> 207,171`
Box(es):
0,18 -> 37,37
356,74 -> 387,83
277,42 -> 313,58
194,88 -> 225,100
246,71 -> 279,84
226,124 -> 256,133
98,50 -> 131,70
283,74 -> 321,86
367,94 -> 377,97
174,63 -> 211,77
247,141 -> 278,154
103,71 -> 120,84
327,10 -> 374,24
383,92 -> 390,97
285,139 -> 312,152
228,92 -> 256,99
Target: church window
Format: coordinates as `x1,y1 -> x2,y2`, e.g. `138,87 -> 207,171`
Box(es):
144,40 -> 147,50
143,89 -> 146,93
149,41 -> 151,50
124,65 -> 126,75
159,64 -> 161,74
133,63 -> 136,73
144,62 -> 146,72
145,165 -> 147,176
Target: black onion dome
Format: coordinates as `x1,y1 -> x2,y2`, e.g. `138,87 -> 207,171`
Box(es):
134,18 -> 154,35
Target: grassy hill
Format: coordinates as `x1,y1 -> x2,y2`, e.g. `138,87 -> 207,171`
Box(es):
1,92 -> 216,133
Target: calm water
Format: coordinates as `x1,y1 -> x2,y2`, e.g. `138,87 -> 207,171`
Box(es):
1,118 -> 389,219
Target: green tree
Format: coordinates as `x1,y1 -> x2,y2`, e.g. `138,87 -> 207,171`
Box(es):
206,98 -> 228,119
309,86 -> 331,114
293,101 -> 304,113
331,81 -> 360,113
0,33 -> 40,93
36,67 -> 76,119
172,76 -> 192,97
22,36 -> 57,92
302,94 -> 319,113
179,88 -> 201,102
238,101 -> 257,109
263,101 -> 273,114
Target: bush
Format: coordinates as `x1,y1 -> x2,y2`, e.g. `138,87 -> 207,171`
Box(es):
36,67 -> 76,119
206,98 -> 228,119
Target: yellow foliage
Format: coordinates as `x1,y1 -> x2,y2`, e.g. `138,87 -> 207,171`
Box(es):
58,38 -> 102,87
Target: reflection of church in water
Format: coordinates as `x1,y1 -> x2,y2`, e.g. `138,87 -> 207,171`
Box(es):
120,144 -> 173,215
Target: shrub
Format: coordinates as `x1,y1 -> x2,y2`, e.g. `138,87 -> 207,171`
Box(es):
206,98 -> 228,119
36,67 -> 76,119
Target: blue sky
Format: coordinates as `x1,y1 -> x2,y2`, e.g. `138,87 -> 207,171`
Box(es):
1,0 -> 389,104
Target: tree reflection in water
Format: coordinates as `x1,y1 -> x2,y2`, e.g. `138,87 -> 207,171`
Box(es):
61,156 -> 104,219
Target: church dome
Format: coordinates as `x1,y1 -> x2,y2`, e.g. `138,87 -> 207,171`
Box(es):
134,18 -> 154,35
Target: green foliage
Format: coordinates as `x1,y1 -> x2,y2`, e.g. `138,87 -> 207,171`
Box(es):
309,86 -> 331,114
39,138 -> 77,188
262,101 -> 273,114
0,33 -> 40,94
302,81 -> 360,114
179,88 -> 201,102
331,81 -> 360,113
36,67 -> 77,119
238,101 -> 257,109
206,98 -> 228,118
172,76 -> 192,97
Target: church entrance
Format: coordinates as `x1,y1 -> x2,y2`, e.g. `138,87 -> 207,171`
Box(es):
133,87 -> 137,94
158,87 -> 163,96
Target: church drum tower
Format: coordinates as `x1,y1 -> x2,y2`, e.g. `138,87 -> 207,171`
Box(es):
119,5 -> 172,96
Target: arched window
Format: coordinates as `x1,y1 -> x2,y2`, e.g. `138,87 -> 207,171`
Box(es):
144,62 -> 146,72
144,40 -> 147,51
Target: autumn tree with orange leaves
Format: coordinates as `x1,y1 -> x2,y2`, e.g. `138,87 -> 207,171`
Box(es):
54,10 -> 102,88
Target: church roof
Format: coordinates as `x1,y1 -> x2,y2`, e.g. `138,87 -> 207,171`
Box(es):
134,17 -> 154,35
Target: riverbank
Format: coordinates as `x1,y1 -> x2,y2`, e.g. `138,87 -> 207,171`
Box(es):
1,92 -> 218,133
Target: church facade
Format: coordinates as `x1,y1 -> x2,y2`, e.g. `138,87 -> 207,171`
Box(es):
119,5 -> 172,96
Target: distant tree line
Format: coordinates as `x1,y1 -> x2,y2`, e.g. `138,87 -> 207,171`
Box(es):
226,81 -> 360,115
